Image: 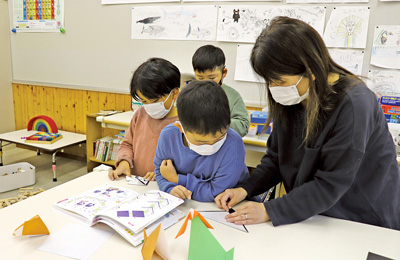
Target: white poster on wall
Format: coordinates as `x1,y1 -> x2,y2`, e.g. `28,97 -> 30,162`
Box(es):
217,5 -> 326,43
131,5 -> 218,41
234,44 -> 265,83
323,6 -> 370,49
184,0 -> 279,2
329,49 -> 364,75
367,70 -> 400,97
103,0 -> 178,4
287,0 -> 367,3
371,25 -> 400,70
12,0 -> 64,32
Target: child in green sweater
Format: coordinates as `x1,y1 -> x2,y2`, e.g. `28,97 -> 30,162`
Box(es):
192,45 -> 250,137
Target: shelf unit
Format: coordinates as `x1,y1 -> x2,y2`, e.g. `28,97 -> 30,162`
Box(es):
86,112 -> 133,172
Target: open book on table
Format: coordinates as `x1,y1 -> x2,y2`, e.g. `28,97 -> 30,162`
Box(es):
54,184 -> 184,246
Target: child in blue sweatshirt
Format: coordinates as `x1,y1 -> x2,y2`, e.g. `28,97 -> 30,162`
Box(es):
154,80 -> 249,202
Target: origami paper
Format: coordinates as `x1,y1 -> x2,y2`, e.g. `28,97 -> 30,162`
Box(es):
13,215 -> 50,236
142,223 -> 170,260
175,209 -> 234,260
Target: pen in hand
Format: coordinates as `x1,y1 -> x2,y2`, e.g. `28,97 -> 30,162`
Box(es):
227,206 -> 249,233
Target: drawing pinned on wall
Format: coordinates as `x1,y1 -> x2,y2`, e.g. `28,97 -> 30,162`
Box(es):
103,0 -> 178,4
217,6 -> 326,43
184,0 -> 279,2
370,25 -> 400,70
234,44 -> 264,83
287,0 -> 367,3
323,6 -> 370,49
328,49 -> 364,75
131,5 -> 218,41
367,70 -> 400,97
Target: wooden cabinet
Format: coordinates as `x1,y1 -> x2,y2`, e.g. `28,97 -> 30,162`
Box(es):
86,112 -> 132,172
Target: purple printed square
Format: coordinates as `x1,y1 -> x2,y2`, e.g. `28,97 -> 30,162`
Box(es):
132,211 -> 145,218
117,210 -> 129,217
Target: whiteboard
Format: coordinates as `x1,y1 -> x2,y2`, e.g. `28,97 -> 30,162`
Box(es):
8,0 -> 400,106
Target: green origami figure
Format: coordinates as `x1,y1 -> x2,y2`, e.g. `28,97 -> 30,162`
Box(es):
188,216 -> 234,260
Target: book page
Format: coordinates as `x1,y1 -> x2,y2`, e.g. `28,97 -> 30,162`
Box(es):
99,190 -> 184,234
54,185 -> 140,223
97,208 -> 185,246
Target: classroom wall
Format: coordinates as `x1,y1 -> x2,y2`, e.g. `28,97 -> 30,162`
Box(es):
7,0 -> 400,133
7,0 -> 400,108
0,0 -> 15,133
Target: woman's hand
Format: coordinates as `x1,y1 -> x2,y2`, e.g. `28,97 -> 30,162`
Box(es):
144,171 -> 156,181
160,159 -> 178,183
225,201 -> 270,225
215,188 -> 247,211
170,185 -> 192,200
108,161 -> 131,180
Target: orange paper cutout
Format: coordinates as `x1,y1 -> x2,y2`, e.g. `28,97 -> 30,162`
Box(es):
175,209 -> 213,239
142,223 -> 170,260
142,225 -> 161,260
13,215 -> 50,236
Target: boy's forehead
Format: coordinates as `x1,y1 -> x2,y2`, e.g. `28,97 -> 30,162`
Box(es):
194,68 -> 222,76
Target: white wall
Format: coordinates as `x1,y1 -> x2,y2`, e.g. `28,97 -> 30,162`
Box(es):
0,0 -> 14,133
7,0 -> 400,109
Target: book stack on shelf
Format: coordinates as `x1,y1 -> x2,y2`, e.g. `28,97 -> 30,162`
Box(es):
94,131 -> 125,162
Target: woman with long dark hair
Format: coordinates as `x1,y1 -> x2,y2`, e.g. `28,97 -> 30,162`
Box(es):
215,16 -> 400,230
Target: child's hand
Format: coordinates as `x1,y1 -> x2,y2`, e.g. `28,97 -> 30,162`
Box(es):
144,171 -> 156,181
215,188 -> 247,211
170,185 -> 192,200
160,159 -> 178,183
108,161 -> 131,181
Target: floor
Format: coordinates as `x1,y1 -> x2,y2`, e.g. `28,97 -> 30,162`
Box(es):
0,144 -> 87,201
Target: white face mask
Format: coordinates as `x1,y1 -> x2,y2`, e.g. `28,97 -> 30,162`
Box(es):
181,125 -> 227,156
142,91 -> 174,119
268,74 -> 308,106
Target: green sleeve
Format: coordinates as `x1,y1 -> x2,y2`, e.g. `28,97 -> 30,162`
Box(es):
222,84 -> 250,137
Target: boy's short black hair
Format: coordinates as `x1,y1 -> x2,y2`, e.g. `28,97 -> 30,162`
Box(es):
192,45 -> 225,73
177,80 -> 230,135
130,58 -> 180,101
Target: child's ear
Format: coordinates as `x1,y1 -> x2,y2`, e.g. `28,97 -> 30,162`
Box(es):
173,88 -> 180,99
222,67 -> 228,79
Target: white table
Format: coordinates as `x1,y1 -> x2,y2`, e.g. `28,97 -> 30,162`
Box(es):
0,130 -> 86,181
1,171 -> 399,260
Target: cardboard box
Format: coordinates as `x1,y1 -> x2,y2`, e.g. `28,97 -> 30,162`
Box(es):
380,96 -> 400,106
250,111 -> 268,124
0,163 -> 36,193
381,105 -> 400,115
257,124 -> 272,134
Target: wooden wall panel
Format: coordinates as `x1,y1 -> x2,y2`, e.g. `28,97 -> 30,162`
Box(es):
12,83 -> 257,159
12,84 -> 24,130
12,83 -> 132,158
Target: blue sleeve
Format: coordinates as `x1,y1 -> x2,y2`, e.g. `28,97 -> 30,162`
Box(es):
154,130 -> 178,193
177,139 -> 248,202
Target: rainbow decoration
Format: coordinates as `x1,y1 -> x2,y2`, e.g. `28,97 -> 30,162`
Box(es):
27,115 -> 58,133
